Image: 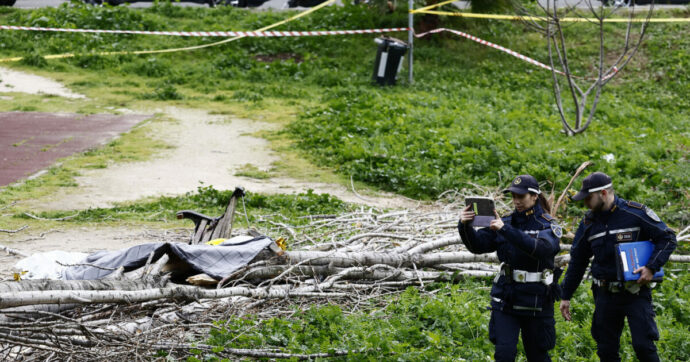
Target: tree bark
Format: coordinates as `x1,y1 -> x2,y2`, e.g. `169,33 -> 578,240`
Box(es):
0,285 -> 346,308
239,264 -> 493,282
286,251 -> 498,268
0,278 -> 167,294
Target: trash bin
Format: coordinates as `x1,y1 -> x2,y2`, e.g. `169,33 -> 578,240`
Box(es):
372,37 -> 408,86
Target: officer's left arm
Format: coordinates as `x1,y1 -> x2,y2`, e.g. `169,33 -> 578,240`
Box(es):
639,210 -> 677,273
497,223 -> 560,259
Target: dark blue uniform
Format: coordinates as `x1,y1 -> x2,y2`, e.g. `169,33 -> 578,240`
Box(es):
561,196 -> 677,362
459,203 -> 561,362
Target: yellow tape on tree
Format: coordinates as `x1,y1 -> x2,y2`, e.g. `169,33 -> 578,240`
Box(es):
0,0 -> 337,63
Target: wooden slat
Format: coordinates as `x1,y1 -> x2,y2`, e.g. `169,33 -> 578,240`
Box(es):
213,198 -> 238,239
191,219 -> 208,245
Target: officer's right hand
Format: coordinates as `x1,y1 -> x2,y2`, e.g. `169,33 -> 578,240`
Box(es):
460,205 -> 475,224
560,300 -> 572,321
489,210 -> 504,231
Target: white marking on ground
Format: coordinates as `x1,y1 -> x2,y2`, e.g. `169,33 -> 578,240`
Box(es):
0,67 -> 85,99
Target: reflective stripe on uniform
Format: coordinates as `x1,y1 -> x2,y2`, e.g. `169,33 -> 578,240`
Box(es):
588,227 -> 640,242
588,231 -> 607,241
609,227 -> 640,234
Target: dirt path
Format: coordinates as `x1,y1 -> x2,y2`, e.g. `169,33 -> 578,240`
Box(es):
36,107 -> 418,211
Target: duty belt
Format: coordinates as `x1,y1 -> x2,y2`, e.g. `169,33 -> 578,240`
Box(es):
592,278 -> 623,292
495,263 -> 554,285
592,278 -> 654,294
491,297 -> 542,312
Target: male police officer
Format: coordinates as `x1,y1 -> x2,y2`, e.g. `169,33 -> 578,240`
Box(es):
559,172 -> 676,362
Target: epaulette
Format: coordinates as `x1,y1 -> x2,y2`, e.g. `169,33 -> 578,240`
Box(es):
627,200 -> 644,209
541,214 -> 555,222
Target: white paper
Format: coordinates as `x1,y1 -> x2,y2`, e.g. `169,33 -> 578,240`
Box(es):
620,251 -> 629,272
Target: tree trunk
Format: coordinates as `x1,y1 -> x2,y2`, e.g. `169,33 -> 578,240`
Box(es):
239,264 -> 493,282
286,251 -> 498,268
0,285 -> 346,308
0,278 -> 167,294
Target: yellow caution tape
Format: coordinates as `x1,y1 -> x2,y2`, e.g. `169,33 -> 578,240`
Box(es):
0,0 -> 336,63
411,0 -> 455,14
411,9 -> 690,23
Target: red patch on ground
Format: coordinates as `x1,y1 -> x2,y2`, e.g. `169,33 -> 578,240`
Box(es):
0,112 -> 151,186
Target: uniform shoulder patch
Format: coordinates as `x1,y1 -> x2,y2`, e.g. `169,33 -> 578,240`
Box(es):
541,213 -> 555,221
644,206 -> 661,222
627,200 -> 644,209
550,223 -> 563,238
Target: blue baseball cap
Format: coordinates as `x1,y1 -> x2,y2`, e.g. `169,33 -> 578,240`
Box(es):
503,175 -> 541,195
572,172 -> 613,201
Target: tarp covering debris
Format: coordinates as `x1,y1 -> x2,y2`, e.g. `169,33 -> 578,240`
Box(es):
62,236 -> 274,280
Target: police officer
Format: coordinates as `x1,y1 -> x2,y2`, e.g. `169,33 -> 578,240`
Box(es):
559,172 -> 677,362
459,175 -> 561,362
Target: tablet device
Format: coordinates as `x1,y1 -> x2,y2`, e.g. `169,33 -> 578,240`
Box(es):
465,197 -> 496,227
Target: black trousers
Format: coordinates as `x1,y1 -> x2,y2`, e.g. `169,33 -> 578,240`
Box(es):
489,309 -> 555,362
591,286 -> 660,362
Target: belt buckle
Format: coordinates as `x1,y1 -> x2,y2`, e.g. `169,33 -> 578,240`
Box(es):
514,271 -> 526,282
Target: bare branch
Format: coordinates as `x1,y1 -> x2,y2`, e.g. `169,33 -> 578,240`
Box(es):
0,225 -> 28,234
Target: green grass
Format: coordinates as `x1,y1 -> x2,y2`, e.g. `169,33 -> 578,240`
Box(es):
234,164 -> 273,179
190,268 -> 690,361
11,185 -> 350,228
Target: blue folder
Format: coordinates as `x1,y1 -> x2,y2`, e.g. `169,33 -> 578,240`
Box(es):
615,241 -> 664,282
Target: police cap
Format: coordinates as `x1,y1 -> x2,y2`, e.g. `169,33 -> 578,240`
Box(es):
572,172 -> 613,201
503,175 -> 541,195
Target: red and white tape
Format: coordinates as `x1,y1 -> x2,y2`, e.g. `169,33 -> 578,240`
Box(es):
0,25 -> 408,37
1,23 -> 618,79
416,28 -> 618,80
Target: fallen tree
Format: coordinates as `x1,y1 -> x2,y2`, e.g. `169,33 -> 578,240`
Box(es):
1,184 -> 687,360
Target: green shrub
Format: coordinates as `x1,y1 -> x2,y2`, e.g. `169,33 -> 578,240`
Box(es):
142,81 -> 184,100
19,52 -> 47,67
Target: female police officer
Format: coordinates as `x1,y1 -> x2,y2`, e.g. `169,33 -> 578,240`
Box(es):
458,175 -> 561,362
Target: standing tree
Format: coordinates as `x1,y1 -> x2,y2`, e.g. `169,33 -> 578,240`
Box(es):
515,1 -> 655,135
